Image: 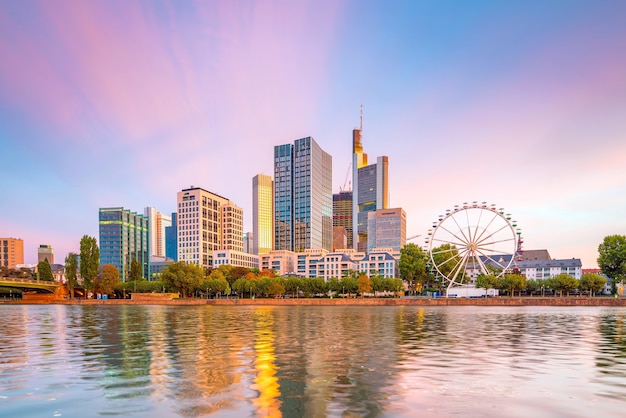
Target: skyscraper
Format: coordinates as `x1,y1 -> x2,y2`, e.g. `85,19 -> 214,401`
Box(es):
352,111 -> 389,252
165,212 -> 178,261
274,137 -> 332,252
252,174 -> 274,255
176,186 -> 243,268
366,208 -> 406,253
144,207 -> 172,258
99,207 -> 150,281
333,191 -> 353,249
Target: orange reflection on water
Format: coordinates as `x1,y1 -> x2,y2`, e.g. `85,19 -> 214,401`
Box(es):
252,309 -> 282,417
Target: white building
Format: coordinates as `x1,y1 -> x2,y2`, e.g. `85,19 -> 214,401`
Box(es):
518,258 -> 582,280
259,250 -> 296,275
212,249 -> 259,269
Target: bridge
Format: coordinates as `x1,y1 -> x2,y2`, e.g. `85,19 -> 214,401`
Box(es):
0,277 -> 60,293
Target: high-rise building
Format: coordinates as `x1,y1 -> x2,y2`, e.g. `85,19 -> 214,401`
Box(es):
252,174 -> 274,255
366,208 -> 406,253
274,137 -> 332,252
144,207 -> 172,258
352,111 -> 389,252
165,212 -> 178,261
333,191 -> 353,249
243,232 -> 253,254
0,238 -> 24,269
37,244 -> 54,264
176,186 -> 243,268
99,207 -> 150,281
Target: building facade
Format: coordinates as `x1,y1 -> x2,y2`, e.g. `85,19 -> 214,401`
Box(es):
165,212 -> 178,261
0,238 -> 24,269
259,250 -> 296,276
99,207 -> 150,281
274,137 -> 332,252
37,244 -> 54,264
252,174 -> 274,255
519,258 -> 583,280
352,119 -> 389,252
144,207 -> 172,258
176,186 -> 243,268
333,191 -> 353,249
366,208 -> 406,253
212,249 -> 259,269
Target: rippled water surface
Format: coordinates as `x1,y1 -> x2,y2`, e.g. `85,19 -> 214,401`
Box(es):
2,305 -> 626,417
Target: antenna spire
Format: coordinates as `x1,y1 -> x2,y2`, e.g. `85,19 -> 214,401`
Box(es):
360,104 -> 363,130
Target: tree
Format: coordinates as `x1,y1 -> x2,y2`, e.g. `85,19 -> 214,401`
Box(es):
579,273 -> 606,297
98,264 -> 120,296
161,261 -> 204,298
130,258 -> 143,282
357,274 -> 372,297
552,273 -> 579,297
399,243 -> 428,294
501,273 -> 526,297
598,235 -> 626,282
475,274 -> 498,291
65,252 -> 79,299
430,244 -> 462,284
80,235 -> 100,293
37,258 -> 53,281
268,281 -> 285,297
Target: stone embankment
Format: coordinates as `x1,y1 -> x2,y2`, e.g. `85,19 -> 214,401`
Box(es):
3,295 -> 626,306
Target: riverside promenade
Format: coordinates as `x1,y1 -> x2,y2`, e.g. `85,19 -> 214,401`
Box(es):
3,296 -> 626,306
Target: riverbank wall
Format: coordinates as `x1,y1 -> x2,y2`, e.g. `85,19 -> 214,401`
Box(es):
2,296 -> 626,306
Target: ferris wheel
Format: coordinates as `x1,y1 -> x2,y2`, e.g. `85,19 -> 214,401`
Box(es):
425,202 -> 521,289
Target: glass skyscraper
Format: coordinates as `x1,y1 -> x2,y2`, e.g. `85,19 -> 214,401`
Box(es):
253,174 -> 274,255
274,137 -> 332,252
352,122 -> 389,252
99,207 -> 150,281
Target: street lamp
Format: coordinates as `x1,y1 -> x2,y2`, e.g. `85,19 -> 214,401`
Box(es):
296,286 -> 299,299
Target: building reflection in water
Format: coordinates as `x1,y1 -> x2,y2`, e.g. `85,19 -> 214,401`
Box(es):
252,307 -> 282,417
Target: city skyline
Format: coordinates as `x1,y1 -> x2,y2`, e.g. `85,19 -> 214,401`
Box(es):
1,1 -> 625,268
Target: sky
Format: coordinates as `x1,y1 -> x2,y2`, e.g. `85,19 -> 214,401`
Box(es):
1,0 -> 625,269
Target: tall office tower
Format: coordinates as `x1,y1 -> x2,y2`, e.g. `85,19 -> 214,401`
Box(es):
144,207 -> 172,257
0,238 -> 24,268
99,207 -> 150,281
274,137 -> 332,252
37,244 -> 54,264
177,186 -> 243,268
333,191 -> 353,249
165,212 -> 178,261
243,232 -> 253,254
366,208 -> 406,253
252,174 -> 274,255
352,110 -> 389,252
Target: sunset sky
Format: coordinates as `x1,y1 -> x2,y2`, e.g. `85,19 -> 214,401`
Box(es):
1,0 -> 625,268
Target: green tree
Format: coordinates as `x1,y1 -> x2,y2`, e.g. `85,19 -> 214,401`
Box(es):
202,277 -> 229,298
64,252 -> 79,299
80,235 -> 100,293
399,243 -> 428,294
161,261 -> 204,298
268,281 -> 285,297
598,235 -> 626,282
475,274 -> 498,291
552,273 -> 579,297
501,273 -> 526,297
98,264 -> 120,296
37,258 -> 53,281
357,274 -> 372,297
129,258 -> 142,281
431,244 -> 462,284
579,273 -> 606,297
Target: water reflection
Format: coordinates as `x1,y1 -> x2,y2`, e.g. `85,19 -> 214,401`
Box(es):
1,305 -> 626,417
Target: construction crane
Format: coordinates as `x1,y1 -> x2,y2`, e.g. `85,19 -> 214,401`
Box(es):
340,162 -> 352,192
407,234 -> 422,241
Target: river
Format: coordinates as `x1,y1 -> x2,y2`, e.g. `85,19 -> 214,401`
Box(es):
1,305 -> 625,417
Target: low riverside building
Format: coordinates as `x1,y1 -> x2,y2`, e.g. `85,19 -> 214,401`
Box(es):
212,249 -> 259,270
519,258 -> 582,280
259,250 -> 296,275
